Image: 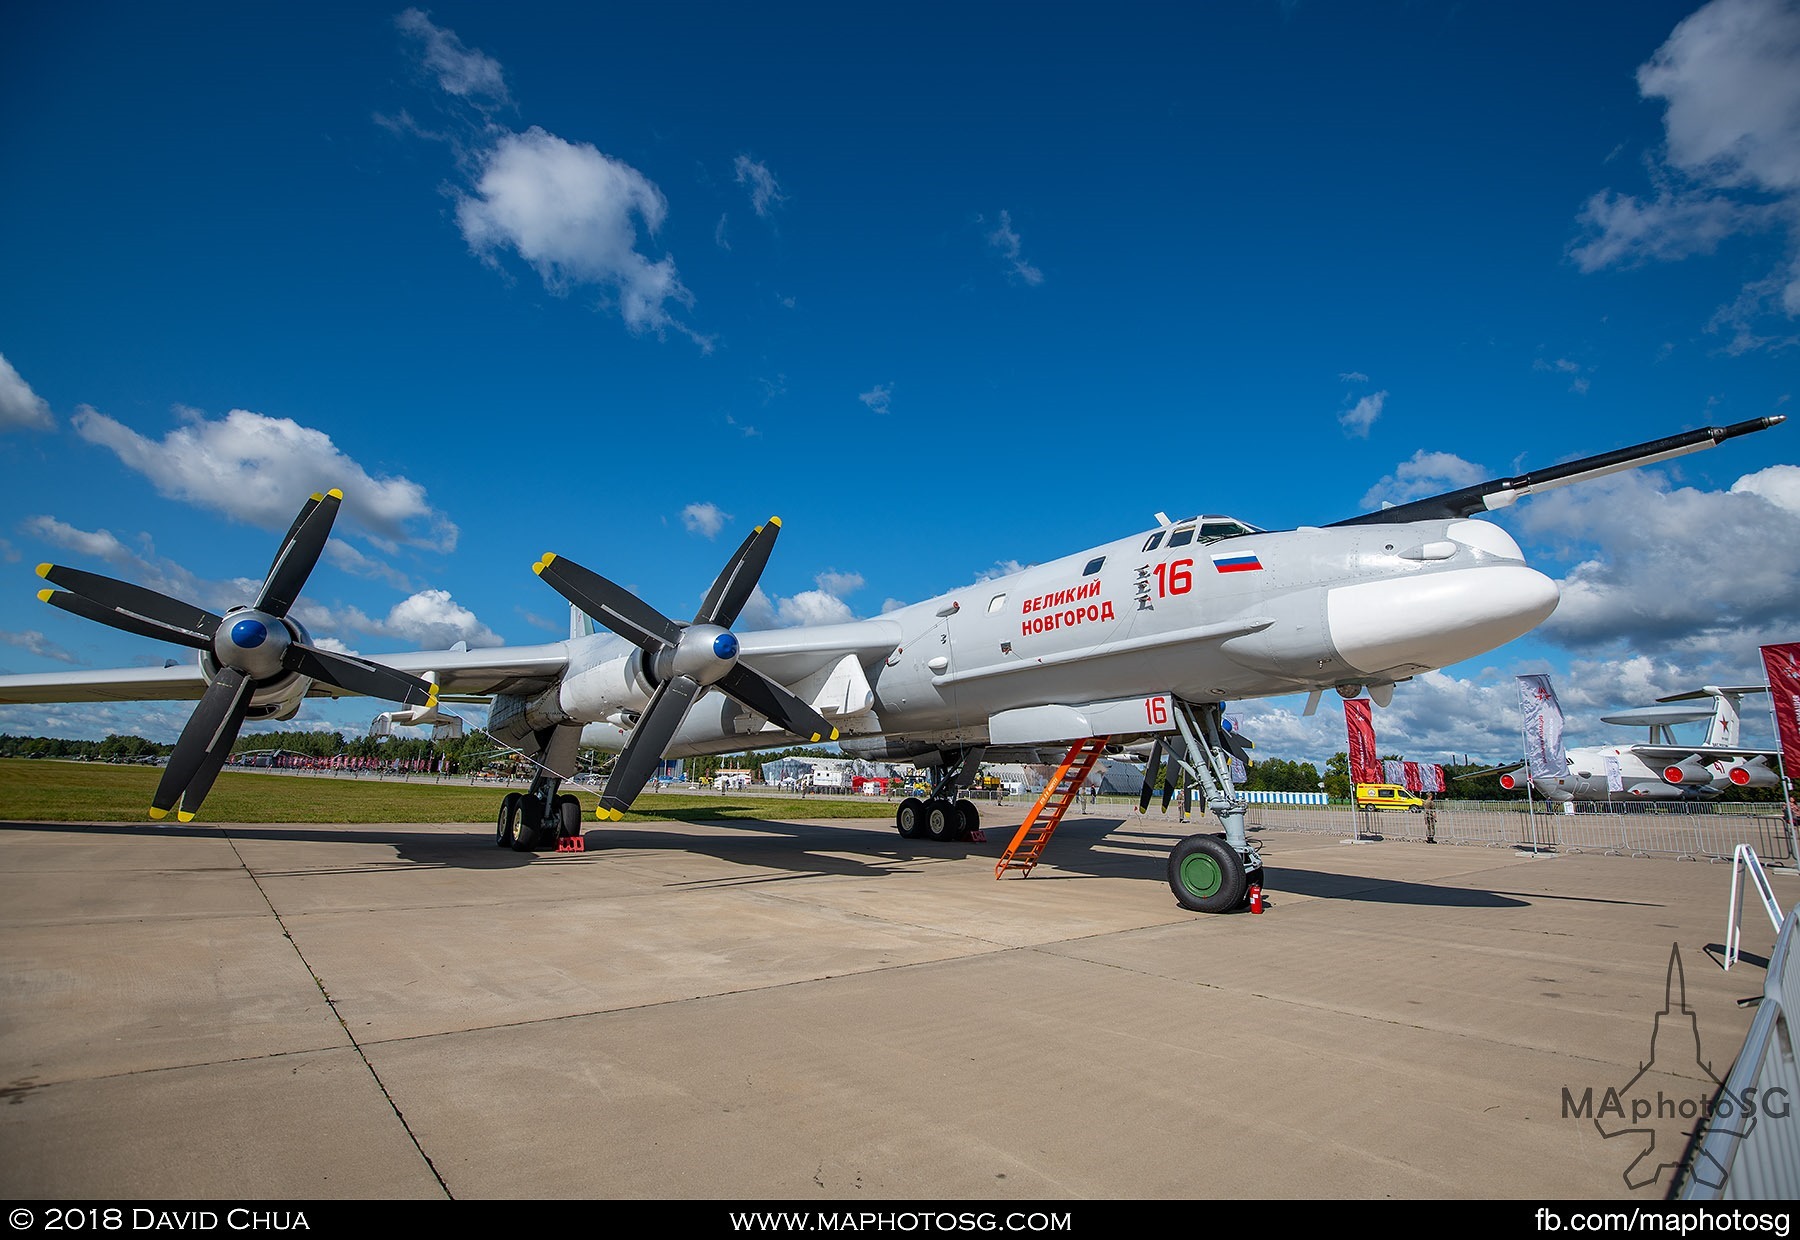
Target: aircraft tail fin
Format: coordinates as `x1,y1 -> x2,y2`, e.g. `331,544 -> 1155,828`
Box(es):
1656,685 -> 1767,748
570,603 -> 596,640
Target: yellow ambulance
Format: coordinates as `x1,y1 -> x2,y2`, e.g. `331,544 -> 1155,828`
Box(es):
1355,783 -> 1425,812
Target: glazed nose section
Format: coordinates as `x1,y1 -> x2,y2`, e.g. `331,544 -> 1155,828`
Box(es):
1327,566 -> 1560,676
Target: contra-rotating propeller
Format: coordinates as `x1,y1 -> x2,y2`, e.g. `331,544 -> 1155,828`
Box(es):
532,516 -> 838,821
35,489 -> 438,822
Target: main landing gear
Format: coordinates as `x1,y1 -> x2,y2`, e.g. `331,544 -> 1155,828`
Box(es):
1155,700 -> 1264,914
495,773 -> 586,852
895,747 -> 984,842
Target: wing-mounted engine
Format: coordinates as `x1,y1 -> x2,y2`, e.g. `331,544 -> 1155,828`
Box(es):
1661,757 -> 1714,787
32,490 -> 436,821
1496,765 -> 1529,791
1712,756 -> 1781,789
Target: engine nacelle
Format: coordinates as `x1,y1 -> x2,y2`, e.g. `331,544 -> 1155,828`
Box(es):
1661,758 -> 1713,787
840,735 -> 940,762
557,645 -> 656,722
1714,759 -> 1780,789
1496,765 -> 1528,791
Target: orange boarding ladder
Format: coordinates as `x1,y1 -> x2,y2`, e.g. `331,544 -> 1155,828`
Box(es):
995,737 -> 1109,879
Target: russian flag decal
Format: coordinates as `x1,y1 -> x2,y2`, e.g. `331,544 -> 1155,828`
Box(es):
1211,551 -> 1263,573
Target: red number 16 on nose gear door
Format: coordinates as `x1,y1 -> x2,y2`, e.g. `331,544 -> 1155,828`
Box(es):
1145,695 -> 1169,726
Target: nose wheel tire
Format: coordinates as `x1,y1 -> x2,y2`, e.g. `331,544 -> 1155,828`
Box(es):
1168,834 -> 1249,913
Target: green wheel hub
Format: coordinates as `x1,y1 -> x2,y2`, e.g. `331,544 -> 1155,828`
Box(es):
1178,851 -> 1223,898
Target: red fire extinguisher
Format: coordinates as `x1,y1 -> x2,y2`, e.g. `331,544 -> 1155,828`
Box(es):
1248,883 -> 1263,914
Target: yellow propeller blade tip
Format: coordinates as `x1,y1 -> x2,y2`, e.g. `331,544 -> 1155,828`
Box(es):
36,589 -> 53,603
768,515 -> 782,527
148,807 -> 168,821
326,488 -> 343,500
809,732 -> 821,742
310,492 -> 324,502
610,808 -> 626,821
830,728 -> 840,741
35,563 -> 51,578
177,811 -> 196,823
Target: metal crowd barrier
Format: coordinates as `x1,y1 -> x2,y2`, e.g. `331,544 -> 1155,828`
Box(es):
1237,802 -> 1797,866
1679,903 -> 1799,1200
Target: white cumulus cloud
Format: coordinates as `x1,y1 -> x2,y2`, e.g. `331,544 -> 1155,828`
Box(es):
457,127 -> 701,343
70,406 -> 457,551
1571,0 -> 1800,349
395,8 -> 512,108
0,353 -> 54,432
682,502 -> 729,538
733,155 -> 786,218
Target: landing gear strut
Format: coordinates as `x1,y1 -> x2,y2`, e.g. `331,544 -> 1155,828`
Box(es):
1159,700 -> 1263,913
494,726 -> 586,853
895,747 -> 984,842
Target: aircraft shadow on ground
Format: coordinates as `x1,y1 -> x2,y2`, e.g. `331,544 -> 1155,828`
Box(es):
0,812 -> 1549,908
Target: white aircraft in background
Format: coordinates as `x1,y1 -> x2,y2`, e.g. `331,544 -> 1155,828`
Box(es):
1490,684 -> 1783,802
0,417 -> 1784,912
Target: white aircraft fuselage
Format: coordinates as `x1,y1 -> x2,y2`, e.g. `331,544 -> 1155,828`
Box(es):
509,514 -> 1558,761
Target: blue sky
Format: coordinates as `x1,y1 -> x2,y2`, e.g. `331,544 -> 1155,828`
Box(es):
2,0 -> 1797,770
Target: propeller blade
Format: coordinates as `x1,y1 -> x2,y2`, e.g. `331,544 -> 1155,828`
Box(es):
36,564 -> 221,645
534,553 -> 684,652
267,493 -> 322,578
694,518 -> 779,627
595,674 -> 702,819
151,668 -> 255,821
38,588 -> 215,651
284,645 -> 436,708
254,490 -> 340,617
1138,737 -> 1164,812
1161,734 -> 1188,812
715,662 -> 838,744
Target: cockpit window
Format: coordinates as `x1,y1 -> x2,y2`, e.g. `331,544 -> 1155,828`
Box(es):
1199,520 -> 1257,543
1142,531 -> 1164,552
1167,526 -> 1195,547
1082,556 -> 1104,575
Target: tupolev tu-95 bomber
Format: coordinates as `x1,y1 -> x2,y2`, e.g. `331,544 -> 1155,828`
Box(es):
1,416 -> 1784,912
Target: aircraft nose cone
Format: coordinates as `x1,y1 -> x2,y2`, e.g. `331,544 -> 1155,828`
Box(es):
1327,565 -> 1559,676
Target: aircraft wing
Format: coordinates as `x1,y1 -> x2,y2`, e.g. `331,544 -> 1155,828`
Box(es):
1627,744 -> 1780,764
0,641 -> 574,707
0,663 -> 212,704
1329,417 -> 1783,526
366,643 -> 570,699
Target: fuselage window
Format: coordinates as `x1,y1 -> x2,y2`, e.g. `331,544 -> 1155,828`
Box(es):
1168,526 -> 1195,547
987,593 -> 1007,614
1082,556 -> 1104,575
1142,531 -> 1164,552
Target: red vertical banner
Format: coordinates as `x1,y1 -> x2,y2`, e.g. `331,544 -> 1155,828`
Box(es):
1345,698 -> 1380,785
1759,642 -> 1800,800
1402,761 -> 1421,793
